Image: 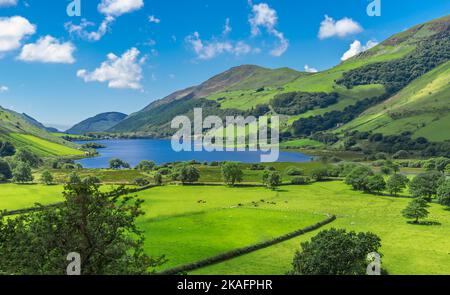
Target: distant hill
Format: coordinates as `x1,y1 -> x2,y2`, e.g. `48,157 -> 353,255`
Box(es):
109,15 -> 449,142
0,106 -> 83,157
67,112 -> 127,134
21,113 -> 59,133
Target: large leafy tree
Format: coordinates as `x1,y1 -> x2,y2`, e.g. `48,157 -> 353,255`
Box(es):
409,171 -> 444,201
437,179 -> 450,206
0,159 -> 12,181
0,177 -> 164,275
262,170 -> 282,190
367,175 -> 386,194
14,148 -> 42,168
135,160 -> 156,171
12,162 -> 33,183
0,141 -> 15,157
290,228 -> 381,275
345,166 -> 374,191
221,162 -> 243,186
386,174 -> 409,196
109,158 -> 130,170
402,198 -> 430,224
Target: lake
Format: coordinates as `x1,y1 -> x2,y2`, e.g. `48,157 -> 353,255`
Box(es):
75,139 -> 312,168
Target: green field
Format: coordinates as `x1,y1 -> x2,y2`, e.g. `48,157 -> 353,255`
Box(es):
2,180 -> 449,275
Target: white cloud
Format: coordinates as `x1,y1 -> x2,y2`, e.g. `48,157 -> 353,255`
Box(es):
0,0 -> 17,7
341,40 -> 378,61
66,0 -> 143,41
98,0 -> 144,17
77,47 -> 145,90
304,65 -> 318,73
186,31 -> 252,60
0,85 -> 8,93
148,15 -> 160,24
318,15 -> 363,39
18,35 -> 75,63
249,3 -> 289,56
223,18 -> 232,35
0,16 -> 36,53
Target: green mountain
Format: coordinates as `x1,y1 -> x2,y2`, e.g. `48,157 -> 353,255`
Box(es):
21,113 -> 59,133
67,112 -> 127,134
0,106 -> 83,157
109,15 -> 449,142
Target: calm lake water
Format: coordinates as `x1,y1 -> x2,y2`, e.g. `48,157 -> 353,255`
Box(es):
75,139 -> 312,168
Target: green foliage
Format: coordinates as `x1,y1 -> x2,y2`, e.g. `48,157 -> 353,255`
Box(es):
285,167 -> 304,176
12,162 -> 33,183
0,179 -> 163,274
67,172 -> 81,184
310,167 -> 329,181
14,148 -> 42,168
345,166 -> 374,191
0,141 -> 15,157
291,176 -> 310,185
386,174 -> 409,196
221,162 -> 243,186
437,179 -> 450,206
40,170 -> 54,185
0,159 -> 12,181
173,165 -> 200,184
134,178 -> 150,187
109,158 -> 130,170
290,228 -> 381,275
262,170 -> 282,190
409,171 -> 444,201
402,198 -> 430,224
270,92 -> 338,115
367,175 -> 386,194
135,160 -> 156,171
154,172 -> 163,186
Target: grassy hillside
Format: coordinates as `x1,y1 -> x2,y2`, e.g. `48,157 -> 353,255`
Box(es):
337,61 -> 450,141
66,112 -> 127,134
0,106 -> 83,157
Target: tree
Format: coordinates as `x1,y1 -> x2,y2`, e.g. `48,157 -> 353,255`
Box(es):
12,162 -> 33,183
285,167 -> 304,176
135,160 -> 156,171
437,179 -> 450,206
109,158 -> 130,170
0,141 -> 15,157
67,172 -> 81,184
409,171 -> 444,201
177,165 -> 200,184
154,172 -> 163,186
367,175 -> 386,194
0,159 -> 12,180
402,198 -> 429,224
134,178 -> 150,187
14,148 -> 41,168
40,170 -> 54,185
290,228 -> 381,275
310,167 -> 329,181
263,170 -> 282,190
0,178 -> 164,274
386,174 -> 409,196
345,166 -> 374,191
221,162 -> 243,186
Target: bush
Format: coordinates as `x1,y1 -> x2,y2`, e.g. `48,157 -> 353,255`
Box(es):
311,167 -> 329,181
392,150 -> 409,159
291,177 -> 310,185
134,178 -> 150,187
12,162 -> 33,183
262,170 -> 282,190
40,170 -> 54,185
345,166 -> 374,191
109,158 -> 130,170
135,160 -> 156,171
285,167 -> 304,176
0,141 -> 15,157
14,148 -> 42,168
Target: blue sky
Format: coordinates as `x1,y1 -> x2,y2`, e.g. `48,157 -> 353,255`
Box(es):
0,0 -> 448,130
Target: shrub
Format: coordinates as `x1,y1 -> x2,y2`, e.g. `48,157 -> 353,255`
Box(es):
0,141 -> 15,157
262,170 -> 282,190
291,177 -> 310,185
40,170 -> 54,185
135,160 -> 156,171
311,167 -> 329,181
134,178 -> 150,187
392,150 -> 409,159
285,167 -> 304,176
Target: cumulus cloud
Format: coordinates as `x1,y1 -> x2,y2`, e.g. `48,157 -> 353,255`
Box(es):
98,0 -> 144,17
186,31 -> 252,60
66,0 -> 143,41
0,0 -> 17,7
77,47 -> 145,90
318,15 -> 363,39
148,15 -> 160,24
0,85 -> 8,93
341,40 -> 378,61
304,65 -> 318,73
0,16 -> 36,53
249,3 -> 288,56
18,35 -> 75,63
